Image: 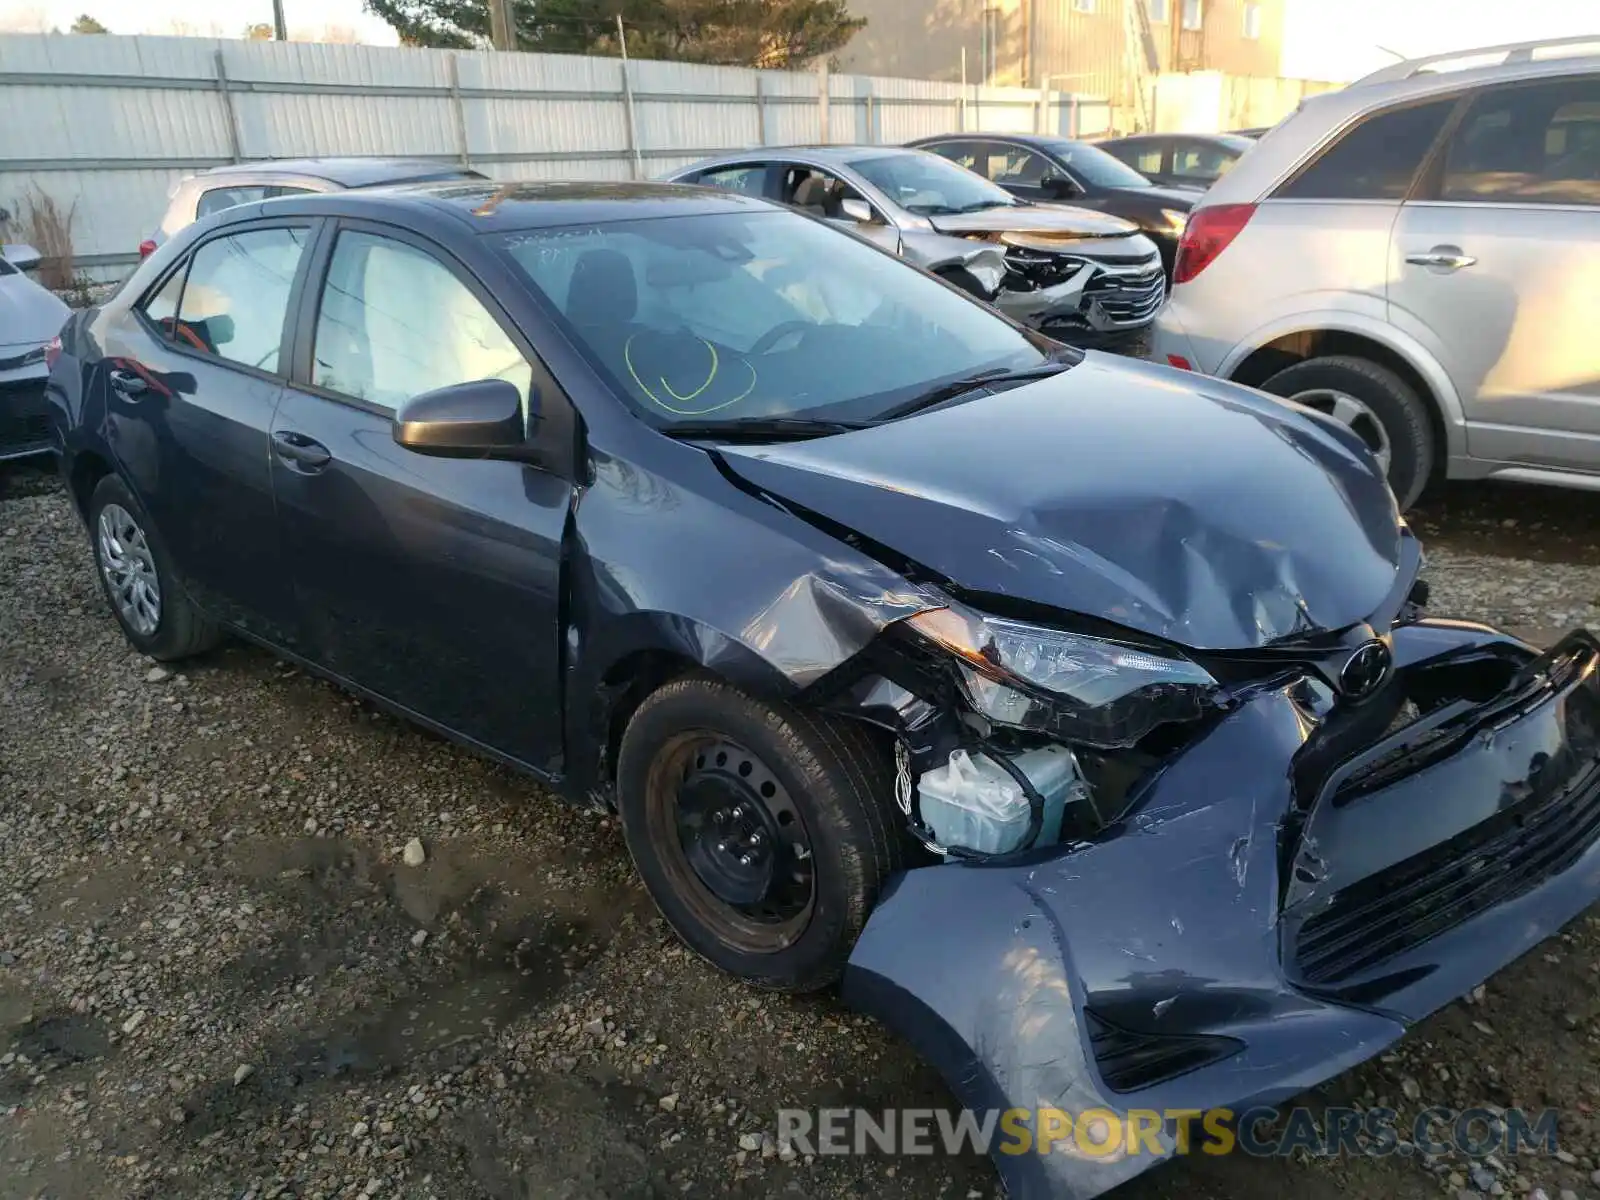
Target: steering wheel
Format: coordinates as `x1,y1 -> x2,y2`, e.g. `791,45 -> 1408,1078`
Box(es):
749,320 -> 816,356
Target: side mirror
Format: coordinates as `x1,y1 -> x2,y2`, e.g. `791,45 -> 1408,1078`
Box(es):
839,197 -> 876,224
1040,171 -> 1082,198
197,313 -> 235,346
2,244 -> 43,272
394,378 -> 533,459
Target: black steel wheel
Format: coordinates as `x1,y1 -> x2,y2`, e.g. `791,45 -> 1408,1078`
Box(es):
657,736 -> 815,951
616,676 -> 903,992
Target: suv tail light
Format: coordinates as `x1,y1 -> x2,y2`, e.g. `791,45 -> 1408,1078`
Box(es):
44,334 -> 62,370
1172,203 -> 1256,286
138,239 -> 157,260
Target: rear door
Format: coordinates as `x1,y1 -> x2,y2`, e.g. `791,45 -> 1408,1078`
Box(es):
99,220 -> 314,644
1388,73 -> 1600,472
1235,96 -> 1459,344
270,220 -> 573,770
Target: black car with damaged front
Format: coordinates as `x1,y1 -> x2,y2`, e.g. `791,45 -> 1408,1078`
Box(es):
45,182 -> 1600,1200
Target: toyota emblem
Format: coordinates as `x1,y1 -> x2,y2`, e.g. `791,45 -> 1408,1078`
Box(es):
1339,640 -> 1392,701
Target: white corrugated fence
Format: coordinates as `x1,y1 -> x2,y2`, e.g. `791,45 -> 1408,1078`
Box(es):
0,32 -> 1113,278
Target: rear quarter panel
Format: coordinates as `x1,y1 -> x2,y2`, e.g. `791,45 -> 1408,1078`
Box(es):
1161,199 -> 1400,375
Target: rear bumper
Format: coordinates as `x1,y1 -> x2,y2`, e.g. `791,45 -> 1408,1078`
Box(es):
843,621 -> 1600,1200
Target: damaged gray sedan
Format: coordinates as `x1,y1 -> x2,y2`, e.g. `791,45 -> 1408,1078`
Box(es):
54,181 -> 1600,1200
666,145 -> 1165,345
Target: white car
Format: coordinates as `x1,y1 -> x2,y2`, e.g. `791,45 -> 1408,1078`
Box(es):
1,243 -> 69,461
1152,36 -> 1600,510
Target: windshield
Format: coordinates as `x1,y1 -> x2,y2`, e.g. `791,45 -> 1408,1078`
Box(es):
497,209 -> 1053,428
1043,140 -> 1154,189
846,152 -> 1020,215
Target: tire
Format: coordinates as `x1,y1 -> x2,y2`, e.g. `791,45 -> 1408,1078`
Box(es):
615,676 -> 903,993
87,474 -> 220,661
1259,355 -> 1435,511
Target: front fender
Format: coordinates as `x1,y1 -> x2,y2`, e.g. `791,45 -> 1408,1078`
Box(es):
563,443 -> 937,801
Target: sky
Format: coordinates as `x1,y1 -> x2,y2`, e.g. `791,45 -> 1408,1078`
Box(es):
0,0 -> 1595,81
1282,0 -> 1594,81
0,0 -> 399,42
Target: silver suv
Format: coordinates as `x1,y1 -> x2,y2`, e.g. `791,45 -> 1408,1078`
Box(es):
1151,37 -> 1600,510
139,158 -> 484,262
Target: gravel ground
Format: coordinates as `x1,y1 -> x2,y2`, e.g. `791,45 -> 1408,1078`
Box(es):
4,462 -> 1600,1200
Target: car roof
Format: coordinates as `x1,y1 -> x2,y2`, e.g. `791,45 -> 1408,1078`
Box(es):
1208,38 -> 1600,205
908,133 -> 1071,147
220,180 -> 777,234
196,157 -> 482,187
1099,132 -> 1250,147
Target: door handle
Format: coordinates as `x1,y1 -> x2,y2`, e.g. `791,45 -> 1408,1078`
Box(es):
108,368 -> 149,398
1405,247 -> 1477,272
272,430 -> 331,470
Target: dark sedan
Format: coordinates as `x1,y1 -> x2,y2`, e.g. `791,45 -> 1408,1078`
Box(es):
909,132 -> 1198,273
1095,131 -> 1256,190
46,183 -> 1600,1200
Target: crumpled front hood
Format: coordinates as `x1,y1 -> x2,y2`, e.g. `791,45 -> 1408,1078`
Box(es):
927,204 -> 1137,238
0,274 -> 70,352
717,354 -> 1405,650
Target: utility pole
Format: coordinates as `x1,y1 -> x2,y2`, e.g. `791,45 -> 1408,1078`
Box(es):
489,0 -> 515,50
271,0 -> 287,40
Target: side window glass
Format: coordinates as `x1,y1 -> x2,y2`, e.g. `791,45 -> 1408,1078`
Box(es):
928,141 -> 980,171
1440,77 -> 1600,206
1173,143 -> 1225,178
989,149 -> 1046,185
266,185 -> 314,199
695,166 -> 766,196
313,231 -> 532,415
196,186 -> 270,219
1131,146 -> 1165,174
173,226 -> 308,372
781,168 -> 866,220
139,264 -> 188,341
1277,99 -> 1456,200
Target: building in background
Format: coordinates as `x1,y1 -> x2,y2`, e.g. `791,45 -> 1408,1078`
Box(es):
837,0 -> 1285,123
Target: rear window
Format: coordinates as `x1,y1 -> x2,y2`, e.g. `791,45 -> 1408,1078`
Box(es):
1277,98 -> 1456,200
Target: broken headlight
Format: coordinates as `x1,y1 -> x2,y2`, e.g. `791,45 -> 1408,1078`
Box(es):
905,602 -> 1221,748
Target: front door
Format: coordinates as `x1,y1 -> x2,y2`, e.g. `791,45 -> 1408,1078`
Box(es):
1388,74 -> 1600,473
271,223 -> 572,772
98,221 -> 312,644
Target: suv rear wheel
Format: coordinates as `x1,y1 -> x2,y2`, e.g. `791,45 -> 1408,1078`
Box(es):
1259,355 -> 1434,510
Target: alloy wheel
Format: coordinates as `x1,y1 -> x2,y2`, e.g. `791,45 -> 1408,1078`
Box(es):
97,503 -> 162,637
1291,387 -> 1393,479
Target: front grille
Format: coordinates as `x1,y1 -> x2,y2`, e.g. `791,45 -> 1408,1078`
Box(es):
1296,753 -> 1600,986
1085,1012 -> 1243,1093
0,383 -> 50,455
1083,267 -> 1166,326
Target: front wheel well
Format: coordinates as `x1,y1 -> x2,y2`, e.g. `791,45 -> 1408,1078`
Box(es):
598,650 -> 703,801
1228,330 -> 1447,474
68,451 -> 113,518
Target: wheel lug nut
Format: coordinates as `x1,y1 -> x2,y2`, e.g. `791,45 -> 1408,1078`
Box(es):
731,805 -> 744,819
739,854 -> 753,866
749,833 -> 762,846
716,841 -> 727,852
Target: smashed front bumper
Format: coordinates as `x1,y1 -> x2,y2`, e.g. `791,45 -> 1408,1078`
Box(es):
992,259 -> 1167,340
843,620 -> 1600,1200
